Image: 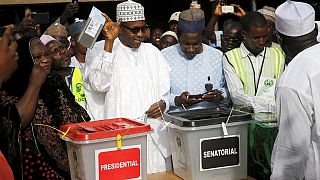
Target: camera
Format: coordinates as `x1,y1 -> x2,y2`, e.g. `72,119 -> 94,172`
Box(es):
31,12 -> 50,25
222,5 -> 234,13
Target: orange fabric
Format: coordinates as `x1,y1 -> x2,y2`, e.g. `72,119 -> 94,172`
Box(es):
0,151 -> 14,180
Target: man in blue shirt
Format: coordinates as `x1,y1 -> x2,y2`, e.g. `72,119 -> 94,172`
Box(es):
161,8 -> 230,112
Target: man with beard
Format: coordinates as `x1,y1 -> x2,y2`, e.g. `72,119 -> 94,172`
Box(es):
46,40 -> 72,79
223,12 -> 285,115
161,8 -> 230,112
84,0 -> 171,173
271,1 -> 320,179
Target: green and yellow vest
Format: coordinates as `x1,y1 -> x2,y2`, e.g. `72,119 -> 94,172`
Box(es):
224,47 -> 285,96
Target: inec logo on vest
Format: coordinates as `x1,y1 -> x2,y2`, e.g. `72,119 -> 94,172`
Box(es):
264,79 -> 274,88
76,83 -> 83,93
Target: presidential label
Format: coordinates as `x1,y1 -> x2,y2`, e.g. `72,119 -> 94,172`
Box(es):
200,135 -> 240,171
95,145 -> 141,180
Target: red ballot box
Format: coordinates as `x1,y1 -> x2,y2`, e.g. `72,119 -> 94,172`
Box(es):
60,118 -> 153,180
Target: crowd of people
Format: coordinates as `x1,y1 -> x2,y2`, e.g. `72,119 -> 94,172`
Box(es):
0,0 -> 319,179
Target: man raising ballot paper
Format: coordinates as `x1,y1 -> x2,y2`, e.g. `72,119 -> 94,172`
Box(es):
84,0 -> 172,173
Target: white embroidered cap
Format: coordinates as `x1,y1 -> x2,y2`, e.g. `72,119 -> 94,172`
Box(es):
257,6 -> 276,23
116,0 -> 145,22
40,34 -> 55,45
275,0 -> 315,37
160,31 -> 178,41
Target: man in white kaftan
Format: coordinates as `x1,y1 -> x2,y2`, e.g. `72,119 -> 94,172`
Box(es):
85,39 -> 170,119
84,0 -> 172,174
271,1 -> 320,179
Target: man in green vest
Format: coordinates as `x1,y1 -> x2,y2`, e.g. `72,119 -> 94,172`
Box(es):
68,20 -> 88,110
223,12 -> 285,179
223,12 -> 285,116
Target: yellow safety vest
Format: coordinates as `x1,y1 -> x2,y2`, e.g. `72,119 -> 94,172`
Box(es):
225,47 -> 285,96
70,67 -> 86,106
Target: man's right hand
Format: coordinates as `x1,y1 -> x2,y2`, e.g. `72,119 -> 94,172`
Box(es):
174,91 -> 202,107
19,13 -> 36,31
0,25 -> 18,86
60,3 -> 79,25
29,53 -> 51,88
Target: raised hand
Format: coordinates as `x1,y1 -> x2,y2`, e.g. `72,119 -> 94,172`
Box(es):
231,4 -> 246,17
0,25 -> 18,86
60,2 -> 79,25
214,2 -> 223,16
19,12 -> 36,31
101,13 -> 120,40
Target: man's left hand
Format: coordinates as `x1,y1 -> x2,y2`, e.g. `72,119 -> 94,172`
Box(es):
201,89 -> 223,102
145,100 -> 166,118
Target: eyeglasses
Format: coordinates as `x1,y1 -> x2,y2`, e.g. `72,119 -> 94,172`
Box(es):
222,35 -> 243,44
121,24 -> 149,34
32,52 -> 51,61
51,45 -> 67,55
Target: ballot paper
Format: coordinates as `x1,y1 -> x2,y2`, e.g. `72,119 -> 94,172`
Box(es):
78,6 -> 106,49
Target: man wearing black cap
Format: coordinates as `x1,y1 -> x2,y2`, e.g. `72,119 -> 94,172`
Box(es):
161,8 -> 230,112
271,1 -> 320,179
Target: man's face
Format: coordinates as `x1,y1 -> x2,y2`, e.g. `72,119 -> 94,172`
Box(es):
119,21 -> 148,49
169,21 -> 178,33
160,35 -> 178,50
179,32 -> 203,59
222,27 -> 243,52
244,25 -> 268,55
150,28 -> 163,48
30,39 -> 52,71
46,40 -> 71,70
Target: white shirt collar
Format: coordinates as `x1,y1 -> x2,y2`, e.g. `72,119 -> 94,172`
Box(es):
239,42 -> 267,58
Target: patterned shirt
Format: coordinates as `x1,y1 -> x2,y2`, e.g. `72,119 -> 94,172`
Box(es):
161,44 -> 230,112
